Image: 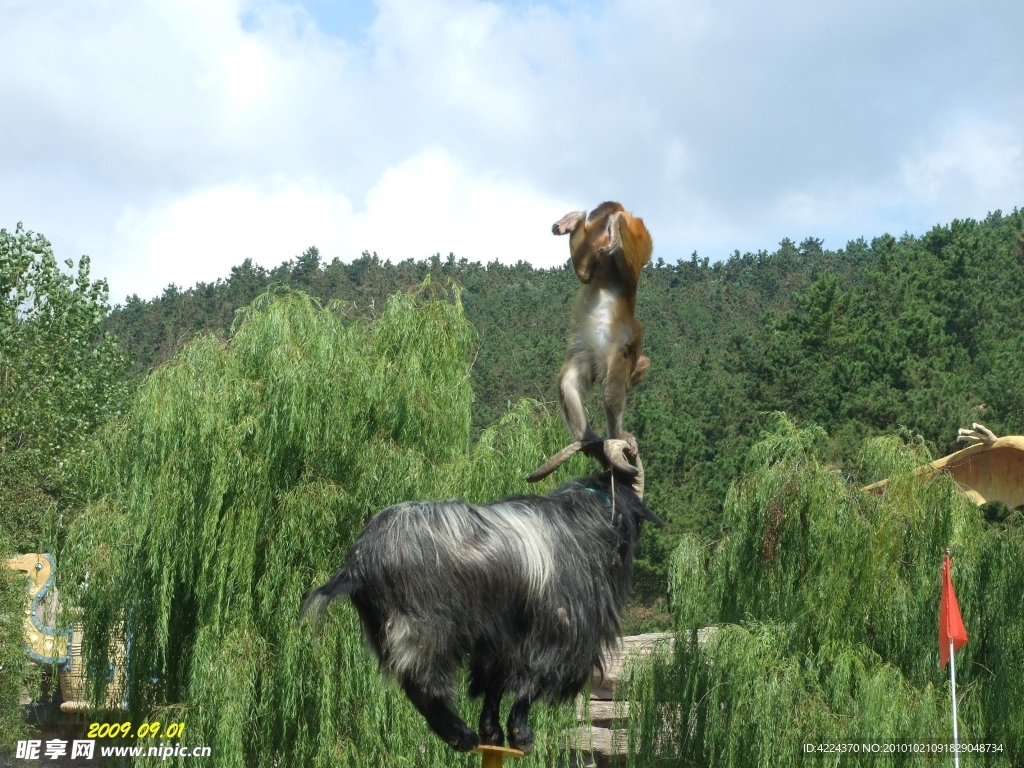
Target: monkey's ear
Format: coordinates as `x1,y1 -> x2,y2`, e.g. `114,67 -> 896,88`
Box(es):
552,211 -> 586,236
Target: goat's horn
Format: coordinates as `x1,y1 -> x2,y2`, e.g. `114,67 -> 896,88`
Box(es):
527,441 -> 584,483
633,455 -> 644,500
528,438 -> 640,483
602,439 -> 640,477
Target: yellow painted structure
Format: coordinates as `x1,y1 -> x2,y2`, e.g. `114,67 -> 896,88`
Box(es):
3,552 -> 125,711
862,435 -> 1024,508
3,553 -> 71,666
473,745 -> 524,768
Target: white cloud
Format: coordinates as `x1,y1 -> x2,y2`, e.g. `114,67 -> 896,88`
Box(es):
901,119 -> 1024,211
761,120 -> 1024,250
107,148 -> 572,300
110,179 -> 351,299
351,148 -> 572,267
1,0 -> 1023,299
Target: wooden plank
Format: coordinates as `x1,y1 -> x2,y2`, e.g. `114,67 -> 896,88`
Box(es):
572,726 -> 627,757
581,626 -> 717,742
591,632 -> 674,691
577,699 -> 629,725
589,684 -> 615,701
588,629 -> 717,695
572,628 -> 718,768
592,633 -> 673,688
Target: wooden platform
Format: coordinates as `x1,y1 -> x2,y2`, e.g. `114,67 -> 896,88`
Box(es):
472,744 -> 525,767
570,630 -> 718,765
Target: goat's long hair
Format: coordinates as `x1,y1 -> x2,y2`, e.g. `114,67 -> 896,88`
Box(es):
303,471 -> 662,703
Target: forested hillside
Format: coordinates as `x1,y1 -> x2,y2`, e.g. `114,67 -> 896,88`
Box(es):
4,211 -> 1024,764
104,209 -> 1024,587
628,420 -> 1024,765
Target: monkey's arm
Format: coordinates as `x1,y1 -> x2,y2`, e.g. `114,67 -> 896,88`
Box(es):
553,211 -> 597,283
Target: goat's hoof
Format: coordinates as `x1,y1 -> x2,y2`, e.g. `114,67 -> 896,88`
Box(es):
508,727 -> 534,755
479,726 -> 505,747
447,729 -> 481,752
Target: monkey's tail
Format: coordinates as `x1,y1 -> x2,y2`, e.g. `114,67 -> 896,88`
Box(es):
300,566 -> 359,631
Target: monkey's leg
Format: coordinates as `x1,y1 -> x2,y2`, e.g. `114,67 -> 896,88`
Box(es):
401,681 -> 480,752
603,351 -> 638,455
477,684 -> 505,747
558,358 -> 601,443
506,696 -> 535,754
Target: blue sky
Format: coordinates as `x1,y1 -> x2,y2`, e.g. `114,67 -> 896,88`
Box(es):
262,0 -> 378,40
1,0 -> 1022,301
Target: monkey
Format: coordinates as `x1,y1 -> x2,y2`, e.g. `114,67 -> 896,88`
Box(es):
552,201 -> 652,461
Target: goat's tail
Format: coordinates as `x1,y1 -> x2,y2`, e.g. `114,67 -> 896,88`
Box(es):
300,566 -> 358,631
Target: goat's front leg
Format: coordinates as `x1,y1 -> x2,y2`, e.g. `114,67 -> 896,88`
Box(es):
478,685 -> 505,747
401,681 -> 480,752
506,696 -> 535,754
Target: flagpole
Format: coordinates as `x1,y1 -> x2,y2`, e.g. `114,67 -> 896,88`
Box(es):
949,636 -> 959,768
945,547 -> 960,768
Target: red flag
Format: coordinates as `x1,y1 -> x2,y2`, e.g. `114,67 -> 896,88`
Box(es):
939,553 -> 968,668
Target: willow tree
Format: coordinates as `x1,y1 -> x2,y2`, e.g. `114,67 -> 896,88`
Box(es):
60,283 -> 581,768
625,416 -> 1023,767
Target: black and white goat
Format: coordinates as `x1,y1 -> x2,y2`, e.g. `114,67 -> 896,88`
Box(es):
302,442 -> 661,753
